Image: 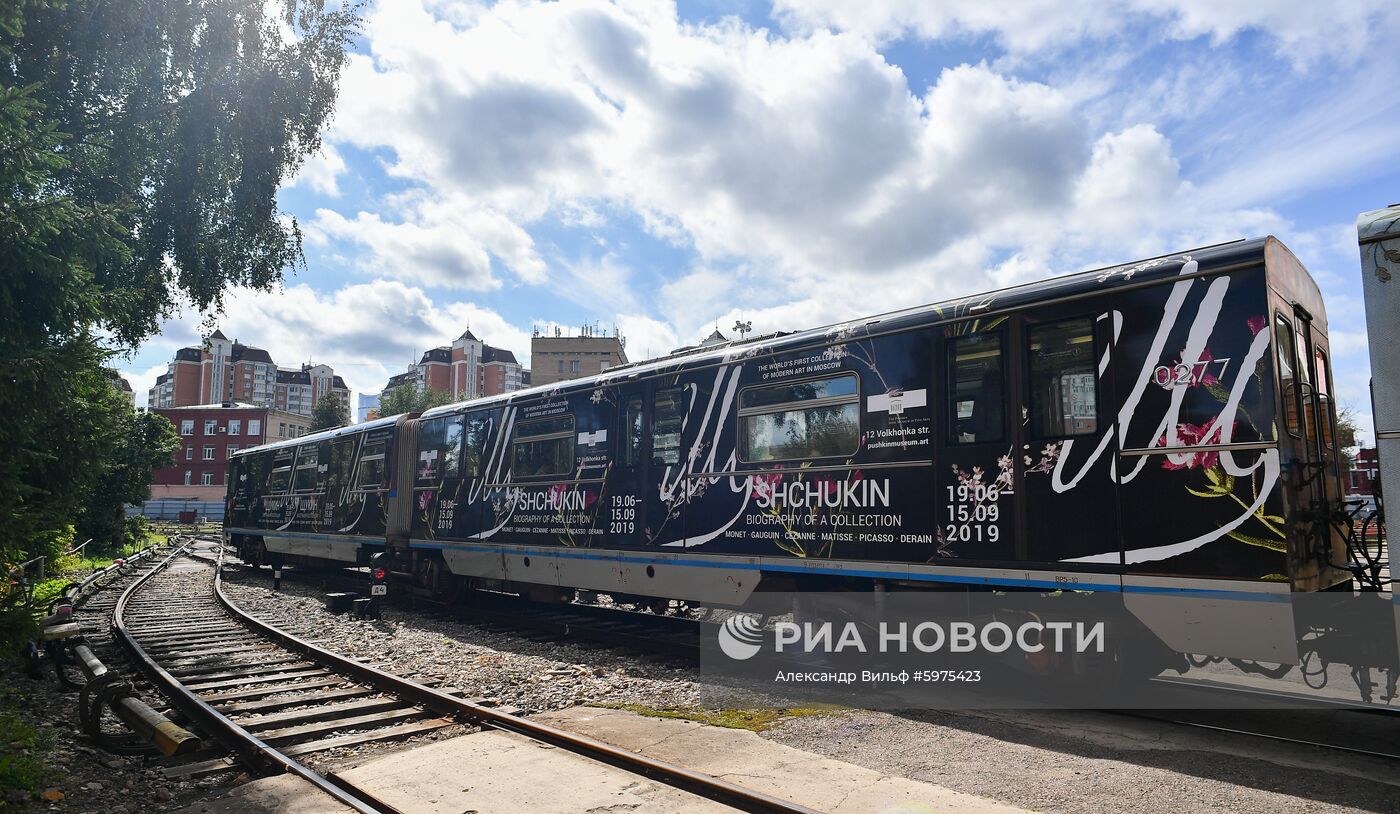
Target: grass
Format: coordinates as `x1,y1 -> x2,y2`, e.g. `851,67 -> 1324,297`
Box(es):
588,702 -> 844,732
0,690 -> 57,804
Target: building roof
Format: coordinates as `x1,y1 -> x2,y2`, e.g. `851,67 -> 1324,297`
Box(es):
175,347 -> 202,362
154,372 -> 171,385
276,368 -> 311,385
420,346 -> 452,364
332,375 -> 347,389
117,376 -> 132,392
481,345 -> 518,365
231,342 -> 274,364
457,329 -> 479,342
384,371 -> 417,390
208,329 -> 228,341
154,402 -> 263,411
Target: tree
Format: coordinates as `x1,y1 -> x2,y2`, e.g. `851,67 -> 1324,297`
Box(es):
75,400 -> 180,552
378,384 -> 454,417
1336,402 -> 1363,470
311,392 -> 350,431
0,1 -> 358,568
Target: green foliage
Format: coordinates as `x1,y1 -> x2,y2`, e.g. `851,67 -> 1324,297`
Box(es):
0,704 -> 56,801
0,1 -> 358,574
311,392 -> 350,431
378,384 -> 454,417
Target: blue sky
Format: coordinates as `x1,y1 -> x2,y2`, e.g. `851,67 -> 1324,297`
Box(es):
120,0 -> 1399,443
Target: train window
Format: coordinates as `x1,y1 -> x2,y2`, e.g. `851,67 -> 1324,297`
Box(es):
463,413 -> 491,477
623,398 -> 643,466
652,388 -> 686,466
245,453 -> 270,495
512,415 -> 575,478
1027,319 -> 1098,438
417,416 -> 465,482
1315,348 -> 1334,448
355,440 -> 387,490
329,439 -> 355,490
738,374 -> 860,463
947,332 -> 1004,444
292,445 -> 320,492
268,450 -> 294,493
1275,316 -> 1299,436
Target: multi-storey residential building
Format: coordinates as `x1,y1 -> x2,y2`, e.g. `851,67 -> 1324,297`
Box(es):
357,393 -> 380,423
146,330 -> 347,416
379,329 -> 526,402
530,327 -> 627,386
150,403 -> 310,500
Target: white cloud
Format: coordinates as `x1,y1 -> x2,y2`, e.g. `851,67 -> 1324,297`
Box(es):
138,280 -> 534,398
771,0 -> 1400,66
288,143 -> 347,197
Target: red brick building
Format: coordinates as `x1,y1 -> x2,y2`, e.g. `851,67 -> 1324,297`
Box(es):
380,329 -> 526,403
1348,447 -> 1380,497
147,330 -> 347,416
150,404 -> 311,500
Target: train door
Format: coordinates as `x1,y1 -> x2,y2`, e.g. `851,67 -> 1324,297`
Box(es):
935,324 -> 1018,562
1018,309 -> 1119,565
605,394 -> 647,547
1278,308 -> 1344,577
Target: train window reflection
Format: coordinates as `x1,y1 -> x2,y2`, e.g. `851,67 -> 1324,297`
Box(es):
1275,316 -> 1299,436
417,416 -> 465,482
463,414 -> 490,477
268,450 -> 294,493
512,415 -> 575,478
652,388 -> 686,466
292,446 -> 320,492
623,398 -> 643,466
1315,348 -> 1334,449
947,332 -> 1003,444
329,439 -> 354,490
355,440 -> 387,490
1028,319 -> 1097,438
738,374 -> 859,463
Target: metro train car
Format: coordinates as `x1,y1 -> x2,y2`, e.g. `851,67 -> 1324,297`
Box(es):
225,236 -> 1391,682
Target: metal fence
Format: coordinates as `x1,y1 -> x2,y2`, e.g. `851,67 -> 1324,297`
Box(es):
128,500 -> 226,522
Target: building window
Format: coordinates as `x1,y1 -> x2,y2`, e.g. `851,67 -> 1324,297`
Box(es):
183,471 -> 192,485
558,360 -> 565,373
228,419 -> 241,436
227,445 -> 238,456
570,360 -> 581,374
200,472 -> 213,486
181,420 -> 194,435
279,422 -> 287,437
202,446 -> 215,460
248,419 -> 261,437
738,375 -> 860,463
947,331 -> 1004,445
203,419 -> 217,435
185,446 -> 193,461
512,416 -> 575,478
1027,318 -> 1098,439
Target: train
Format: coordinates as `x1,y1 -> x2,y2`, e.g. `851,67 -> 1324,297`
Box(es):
225,234 -> 1395,696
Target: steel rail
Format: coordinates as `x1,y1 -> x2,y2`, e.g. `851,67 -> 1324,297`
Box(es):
111,545 -> 390,814
211,558 -> 822,814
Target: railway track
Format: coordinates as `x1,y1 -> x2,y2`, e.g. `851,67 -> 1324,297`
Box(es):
114,539 -> 819,814
208,542 -> 1400,770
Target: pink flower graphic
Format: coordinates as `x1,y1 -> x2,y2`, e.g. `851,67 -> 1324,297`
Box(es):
1247,315 -> 1267,337
1158,418 -> 1234,470
750,471 -> 784,500
417,489 -> 435,511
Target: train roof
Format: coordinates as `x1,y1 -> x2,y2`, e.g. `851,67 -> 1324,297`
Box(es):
229,413 -> 406,458
423,236 -> 1297,420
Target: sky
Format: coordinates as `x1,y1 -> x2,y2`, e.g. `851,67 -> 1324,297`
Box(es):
118,0 -> 1400,443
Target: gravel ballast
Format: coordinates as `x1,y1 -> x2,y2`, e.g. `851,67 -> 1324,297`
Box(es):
220,566 -> 1400,814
